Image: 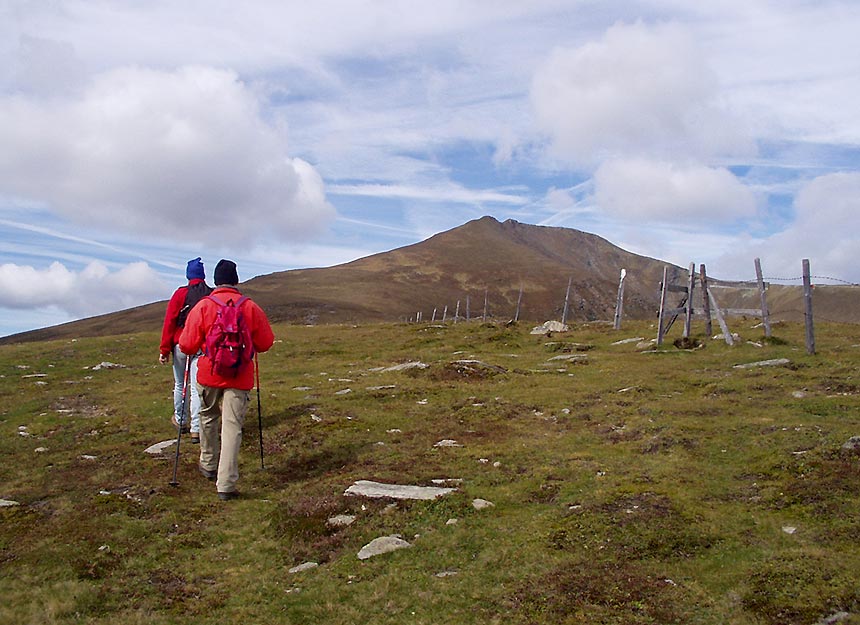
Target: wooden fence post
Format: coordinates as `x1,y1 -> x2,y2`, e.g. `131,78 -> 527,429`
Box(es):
442,305 -> 448,322
483,289 -> 488,322
657,266 -> 669,346
515,284 -> 523,322
562,277 -> 572,325
706,286 -> 734,345
754,257 -> 772,338
613,269 -> 626,330
700,264 -> 712,336
683,262 -> 695,338
802,258 -> 815,354
454,300 -> 460,324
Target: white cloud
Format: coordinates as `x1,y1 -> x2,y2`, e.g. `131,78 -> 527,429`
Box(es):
593,158 -> 757,223
0,65 -> 335,246
530,21 -> 754,168
0,260 -> 168,316
328,182 -> 527,205
727,171 -> 860,281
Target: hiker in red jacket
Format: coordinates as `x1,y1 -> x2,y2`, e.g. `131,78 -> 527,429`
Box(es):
159,257 -> 212,443
178,259 -> 274,501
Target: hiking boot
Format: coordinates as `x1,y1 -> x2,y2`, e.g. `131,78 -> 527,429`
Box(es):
217,491 -> 239,502
198,465 -> 216,481
190,432 -> 200,444
172,415 -> 190,434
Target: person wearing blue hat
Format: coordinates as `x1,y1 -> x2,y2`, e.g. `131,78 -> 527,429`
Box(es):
159,257 -> 212,442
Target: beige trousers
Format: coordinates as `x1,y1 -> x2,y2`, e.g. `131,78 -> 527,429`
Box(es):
197,385 -> 250,494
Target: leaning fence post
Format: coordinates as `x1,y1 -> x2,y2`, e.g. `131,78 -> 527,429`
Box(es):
700,264 -> 712,336
562,276 -> 572,325
514,284 -> 523,322
683,262 -> 695,338
754,257 -> 772,338
613,269 -> 626,330
657,266 -> 669,346
802,259 -> 815,355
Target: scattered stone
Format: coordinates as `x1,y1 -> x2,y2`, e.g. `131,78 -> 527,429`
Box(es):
310,414 -> 322,422
445,360 -> 506,376
293,386 -> 313,391
636,340 -> 656,350
144,440 -> 176,455
478,458 -> 489,464
288,562 -> 319,574
334,388 -> 352,395
434,439 -> 463,448
367,385 -> 397,391
21,373 -> 47,378
816,612 -> 851,625
417,399 -> 428,405
546,354 -> 588,363
0,499 -> 20,507
344,480 -> 456,501
493,461 -> 502,468
842,436 -> 860,451
34,447 -> 48,453
431,478 -> 463,486
357,535 -> 412,560
446,518 -> 458,526
386,428 -> 402,434
381,361 -> 429,372
472,498 -> 495,510
782,526 -> 797,535
435,570 -> 459,577
612,337 -> 644,345
733,358 -> 791,369
792,390 -> 808,399
91,362 -> 125,370
530,321 -> 569,335
327,514 -> 357,528
81,455 -> 98,461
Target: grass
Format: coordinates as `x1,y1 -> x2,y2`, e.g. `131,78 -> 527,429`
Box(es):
1,318 -> 859,624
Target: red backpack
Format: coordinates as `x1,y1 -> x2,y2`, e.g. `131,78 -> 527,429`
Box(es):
204,295 -> 254,377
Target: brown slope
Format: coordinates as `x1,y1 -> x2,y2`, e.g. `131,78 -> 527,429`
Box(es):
244,215 -> 675,324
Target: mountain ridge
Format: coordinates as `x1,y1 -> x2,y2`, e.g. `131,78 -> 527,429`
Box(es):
2,216 -> 856,344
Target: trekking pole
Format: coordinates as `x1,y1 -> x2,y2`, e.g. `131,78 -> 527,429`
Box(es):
169,356 -> 192,487
255,353 -> 264,470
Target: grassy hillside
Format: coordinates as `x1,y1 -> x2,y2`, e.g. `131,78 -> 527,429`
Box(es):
1,318 -> 859,624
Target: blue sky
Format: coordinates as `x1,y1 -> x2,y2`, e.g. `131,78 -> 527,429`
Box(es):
2,1 -> 859,337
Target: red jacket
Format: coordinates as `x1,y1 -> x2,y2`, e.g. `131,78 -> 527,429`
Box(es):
159,278 -> 208,358
178,287 -> 275,390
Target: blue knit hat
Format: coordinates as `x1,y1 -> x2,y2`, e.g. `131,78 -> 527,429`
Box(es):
186,257 -> 205,280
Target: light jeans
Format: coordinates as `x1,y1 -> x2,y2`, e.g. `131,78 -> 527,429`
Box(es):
172,344 -> 202,433
197,385 -> 249,494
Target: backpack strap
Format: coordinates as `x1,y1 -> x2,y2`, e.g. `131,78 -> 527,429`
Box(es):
207,294 -> 248,308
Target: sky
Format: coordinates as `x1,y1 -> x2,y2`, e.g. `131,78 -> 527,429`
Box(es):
1,0 -> 859,337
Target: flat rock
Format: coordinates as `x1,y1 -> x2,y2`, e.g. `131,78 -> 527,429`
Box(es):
327,514 -> 357,528
357,535 -> 412,560
842,436 -> 860,451
144,440 -> 176,455
288,562 -> 319,574
0,499 -> 20,507
612,337 -> 644,345
344,480 -> 456,500
733,358 -> 791,369
530,321 -> 569,335
434,439 -> 463,447
381,361 -> 428,372
472,498 -> 495,510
